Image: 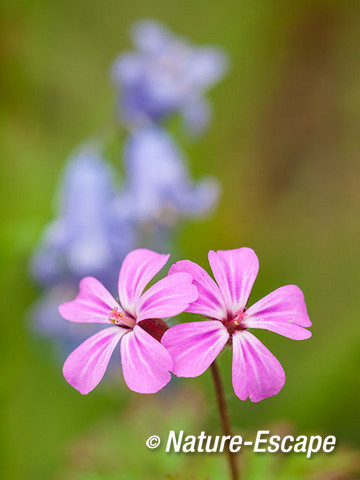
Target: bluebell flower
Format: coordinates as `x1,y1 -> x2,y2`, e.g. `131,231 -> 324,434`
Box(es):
112,20 -> 228,134
30,144 -> 135,290
115,127 -> 220,230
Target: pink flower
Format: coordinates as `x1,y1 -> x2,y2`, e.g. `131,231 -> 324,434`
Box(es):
58,248 -> 198,394
162,248 -> 312,402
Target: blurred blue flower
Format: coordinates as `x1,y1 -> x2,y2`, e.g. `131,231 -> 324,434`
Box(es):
112,20 -> 228,134
30,144 -> 135,290
30,21 -> 226,360
115,126 -> 220,229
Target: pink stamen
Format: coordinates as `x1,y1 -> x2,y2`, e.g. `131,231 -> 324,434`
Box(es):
109,307 -> 124,325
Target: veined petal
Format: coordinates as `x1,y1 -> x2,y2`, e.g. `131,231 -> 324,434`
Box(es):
118,249 -> 170,315
208,248 -> 259,313
135,272 -> 198,322
169,260 -> 225,319
232,330 -> 285,402
58,277 -> 120,323
162,321 -> 229,377
120,325 -> 172,393
63,327 -> 127,394
244,285 -> 312,340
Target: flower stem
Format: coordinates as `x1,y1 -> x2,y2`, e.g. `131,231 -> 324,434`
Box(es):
210,360 -> 239,480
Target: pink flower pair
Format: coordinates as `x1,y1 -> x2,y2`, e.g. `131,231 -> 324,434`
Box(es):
59,248 -> 311,401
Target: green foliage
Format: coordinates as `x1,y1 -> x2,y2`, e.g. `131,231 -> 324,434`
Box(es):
57,389 -> 360,479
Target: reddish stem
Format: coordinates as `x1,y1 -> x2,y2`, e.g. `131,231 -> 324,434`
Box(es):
210,360 -> 239,480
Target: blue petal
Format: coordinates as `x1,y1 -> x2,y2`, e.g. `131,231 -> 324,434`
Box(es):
30,144 -> 134,287
112,20 -> 228,133
122,126 -> 220,221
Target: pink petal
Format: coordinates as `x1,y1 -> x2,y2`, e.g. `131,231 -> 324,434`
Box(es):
162,321 -> 229,377
58,277 -> 120,323
232,330 -> 285,402
169,260 -> 226,319
208,248 -> 259,313
120,325 -> 172,393
135,272 -> 198,322
63,326 -> 127,394
244,285 -> 312,340
118,249 -> 170,315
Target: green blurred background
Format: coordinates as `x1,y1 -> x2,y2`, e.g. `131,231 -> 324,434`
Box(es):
1,0 -> 360,479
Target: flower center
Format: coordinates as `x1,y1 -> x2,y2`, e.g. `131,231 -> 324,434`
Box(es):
109,307 -> 124,324
108,307 -> 136,328
223,310 -> 247,334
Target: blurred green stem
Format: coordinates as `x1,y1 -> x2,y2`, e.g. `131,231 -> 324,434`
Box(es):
210,360 -> 239,480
